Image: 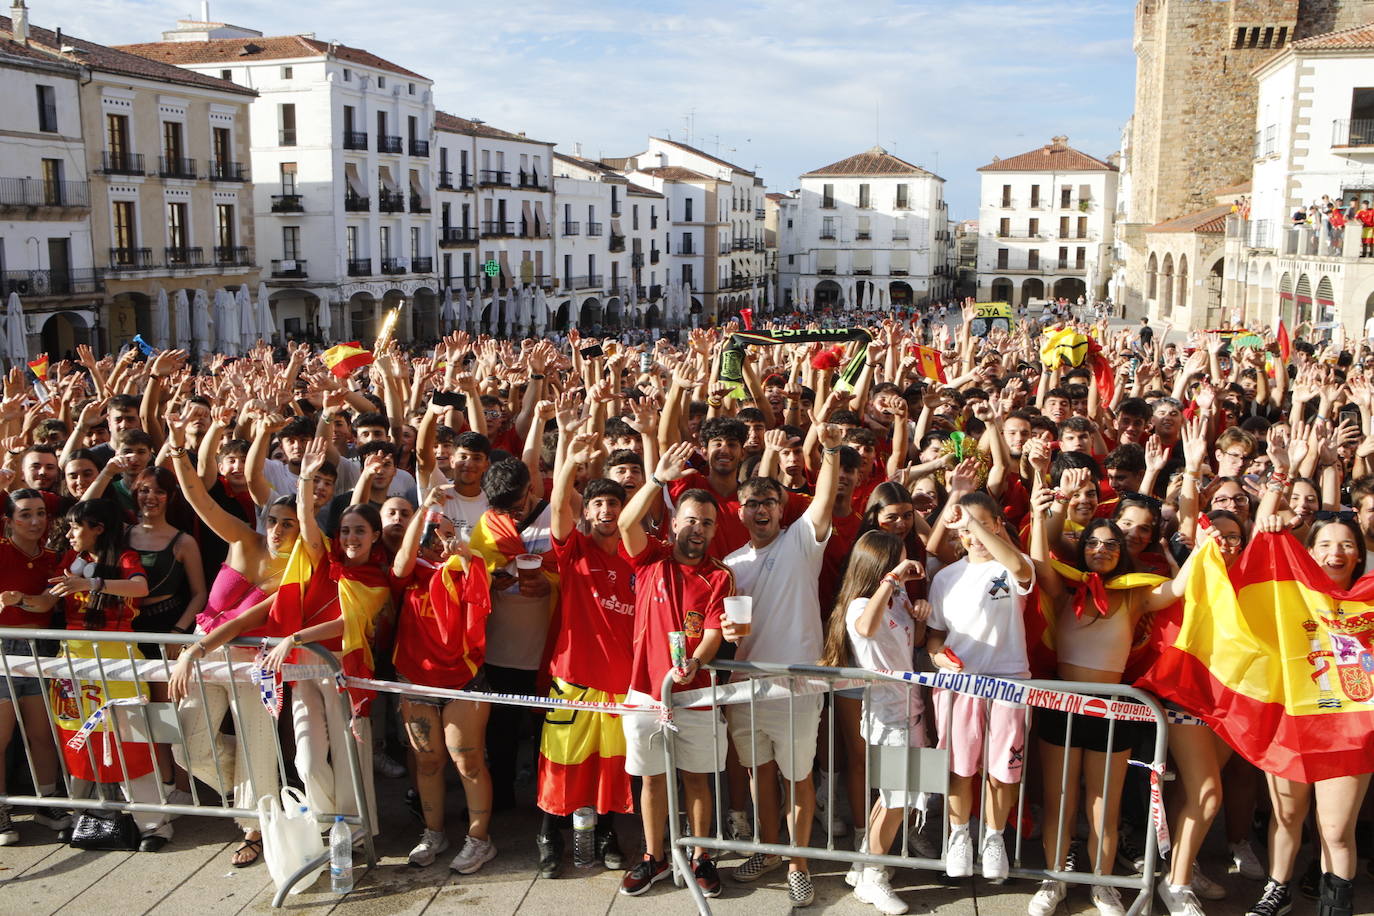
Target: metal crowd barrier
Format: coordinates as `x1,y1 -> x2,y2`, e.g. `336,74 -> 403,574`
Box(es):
661,660 -> 1169,916
0,628 -> 376,907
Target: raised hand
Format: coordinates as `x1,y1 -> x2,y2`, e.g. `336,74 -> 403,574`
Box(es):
654,440 -> 698,483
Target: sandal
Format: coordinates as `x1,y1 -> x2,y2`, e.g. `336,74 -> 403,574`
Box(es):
232,835 -> 263,868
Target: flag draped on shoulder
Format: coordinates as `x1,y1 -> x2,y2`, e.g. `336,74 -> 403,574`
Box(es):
430,554 -> 492,681
1139,532 -> 1374,783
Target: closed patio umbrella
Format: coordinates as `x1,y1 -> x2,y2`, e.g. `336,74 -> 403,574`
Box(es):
151,287 -> 171,350
237,284 -> 255,349
256,282 -> 274,344
316,296 -> 333,341
173,290 -> 191,351
192,289 -> 212,362
5,292 -> 26,367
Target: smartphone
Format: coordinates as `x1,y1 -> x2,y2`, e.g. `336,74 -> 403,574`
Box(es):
433,391 -> 467,410
580,344 -> 604,359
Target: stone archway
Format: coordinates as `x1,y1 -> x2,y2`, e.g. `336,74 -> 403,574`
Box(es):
989,278 -> 1013,304
579,296 -> 602,330
269,289 -> 320,343
889,281 -> 913,308
1146,252 -> 1159,301
107,291 -> 149,354
1053,277 -> 1085,301
1176,255 -> 1189,317
348,291 -> 378,344
410,286 -> 439,344
604,296 -> 622,329
555,299 -> 572,332
814,280 -> 841,310
40,310 -> 90,359
1020,278 -> 1045,308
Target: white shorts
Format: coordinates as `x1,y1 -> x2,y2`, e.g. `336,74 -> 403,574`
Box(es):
726,695 -> 823,782
623,689 -> 727,777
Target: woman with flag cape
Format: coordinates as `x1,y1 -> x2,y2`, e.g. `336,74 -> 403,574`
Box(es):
260,440 -> 392,836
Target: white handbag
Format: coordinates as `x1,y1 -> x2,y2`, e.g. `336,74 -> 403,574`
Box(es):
260,787 -> 326,894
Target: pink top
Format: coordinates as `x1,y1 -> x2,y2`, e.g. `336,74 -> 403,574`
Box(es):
198,564 -> 269,634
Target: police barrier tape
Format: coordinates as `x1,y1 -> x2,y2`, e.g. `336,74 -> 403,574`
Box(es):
4,654 -> 1202,725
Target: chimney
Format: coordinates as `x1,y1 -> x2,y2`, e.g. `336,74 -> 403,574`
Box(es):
12,0 -> 29,44
200,0 -> 210,22
1051,135 -> 1069,150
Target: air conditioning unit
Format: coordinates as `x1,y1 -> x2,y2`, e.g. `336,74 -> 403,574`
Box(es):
6,278 -> 30,296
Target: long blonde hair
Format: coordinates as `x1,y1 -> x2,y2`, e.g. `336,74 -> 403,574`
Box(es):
819,530 -> 905,667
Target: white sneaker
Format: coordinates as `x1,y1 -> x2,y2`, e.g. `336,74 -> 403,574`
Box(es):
1158,882 -> 1207,916
981,832 -> 1009,880
164,788 -> 194,820
945,827 -> 973,877
1230,840 -> 1265,881
449,834 -> 496,874
1091,885 -> 1127,916
845,827 -> 867,887
1191,864 -> 1226,900
854,867 -> 908,915
0,806 -> 17,846
726,808 -> 753,841
375,753 -> 407,779
407,828 -> 449,867
1027,879 -> 1067,916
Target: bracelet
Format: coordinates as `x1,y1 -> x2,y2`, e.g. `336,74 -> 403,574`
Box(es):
881,573 -> 902,588
299,475 -> 315,482
530,373 -> 546,380
823,445 -> 840,454
650,474 -> 666,488
707,397 -> 723,407
1052,490 -> 1069,502
168,447 -> 186,457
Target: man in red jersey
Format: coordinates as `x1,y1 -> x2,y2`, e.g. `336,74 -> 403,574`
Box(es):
618,441 -> 733,900
533,428 -> 636,879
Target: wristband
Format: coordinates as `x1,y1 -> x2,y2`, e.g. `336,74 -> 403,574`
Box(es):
299,475 -> 315,482
823,445 -> 840,454
650,474 -> 666,488
90,577 -> 104,593
881,573 -> 902,588
168,447 -> 187,457
530,374 -> 546,380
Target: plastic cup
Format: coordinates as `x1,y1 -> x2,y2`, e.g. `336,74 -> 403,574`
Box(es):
515,553 -> 543,595
724,596 -> 753,637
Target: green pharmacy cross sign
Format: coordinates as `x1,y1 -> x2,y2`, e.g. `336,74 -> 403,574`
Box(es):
483,260 -> 500,277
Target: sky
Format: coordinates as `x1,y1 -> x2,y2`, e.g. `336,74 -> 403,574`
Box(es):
30,0 -> 1138,219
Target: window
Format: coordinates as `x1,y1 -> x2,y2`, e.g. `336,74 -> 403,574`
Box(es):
632,204 -> 639,231
282,66 -> 293,79
408,115 -> 418,142
1060,185 -> 1072,208
377,110 -> 388,138
1078,184 -> 1091,204
822,183 -> 835,208
998,217 -> 1010,236
377,76 -> 386,89
408,82 -> 415,95
1076,216 -> 1088,238
1352,88 -> 1374,131
1001,184 -> 1012,207
213,127 -> 232,168
822,216 -> 836,238
410,226 -> 421,259
1075,246 -> 1086,269
895,184 -> 909,209
41,159 -> 61,203
162,121 -> 184,163
1059,216 -> 1070,237
217,204 -> 235,249
280,162 -> 297,193
1027,250 -> 1039,270
682,264 -> 693,287
681,231 -> 693,254
1058,246 -> 1068,267
343,68 -> 352,81
996,247 -> 1008,269
858,184 -> 871,208
113,200 -> 136,251
282,226 -> 301,259
684,198 -> 694,222
1030,184 -> 1041,208
279,103 -> 296,146
220,69 -> 232,81
346,226 -> 359,260
166,202 -> 188,250
35,85 -> 57,132
1028,218 -> 1039,237
379,226 -> 392,259
106,113 -> 130,156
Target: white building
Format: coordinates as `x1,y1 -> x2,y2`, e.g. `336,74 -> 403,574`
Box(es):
778,146 -> 948,315
0,28 -> 99,356
119,17 -> 441,343
550,152 -> 631,330
433,112 -> 554,333
975,136 -> 1118,307
1223,22 -> 1374,332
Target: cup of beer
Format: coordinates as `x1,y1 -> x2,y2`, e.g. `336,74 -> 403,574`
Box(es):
724,596 -> 753,637
515,553 -> 543,594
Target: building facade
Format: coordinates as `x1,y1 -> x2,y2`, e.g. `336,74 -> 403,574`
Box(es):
975,137 -> 1118,306
777,146 -> 948,315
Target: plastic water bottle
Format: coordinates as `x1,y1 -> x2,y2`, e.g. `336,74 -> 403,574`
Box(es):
572,806 -> 596,868
329,815 -> 353,894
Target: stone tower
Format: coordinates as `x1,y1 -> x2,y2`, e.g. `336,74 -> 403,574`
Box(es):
1120,0 -> 1373,316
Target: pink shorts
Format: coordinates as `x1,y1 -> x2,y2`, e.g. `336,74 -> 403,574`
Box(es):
932,689 -> 1027,784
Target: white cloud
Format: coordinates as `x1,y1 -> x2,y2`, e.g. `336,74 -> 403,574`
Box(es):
29,0 -> 1135,215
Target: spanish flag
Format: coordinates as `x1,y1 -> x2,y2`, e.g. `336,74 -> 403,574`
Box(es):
322,342 -> 374,378
1276,320 -> 1292,364
1139,532 -> 1374,783
27,354 -> 48,381
911,345 -> 947,383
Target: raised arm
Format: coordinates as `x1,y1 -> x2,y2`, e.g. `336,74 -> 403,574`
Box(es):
167,414 -> 257,545
552,430 -> 604,542
804,423 -> 844,541
295,438 -> 328,560
620,441 -> 693,558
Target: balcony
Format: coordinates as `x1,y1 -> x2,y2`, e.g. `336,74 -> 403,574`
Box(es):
650,249 -> 660,265
458,172 -> 474,190
568,274 -> 602,289
1055,261 -> 1087,274
755,208 -> 765,220
439,226 -> 477,246
0,177 -> 90,211
347,258 -> 373,276
409,194 -> 431,213
165,246 -> 206,268
820,200 -> 836,209
483,220 -> 514,237
996,199 -> 1014,209
158,156 -> 197,179
893,230 -> 909,241
586,221 -> 603,237
411,256 -> 433,273
890,267 -> 908,276
279,129 -> 297,146
409,139 -> 430,157
208,160 -> 248,182
754,240 -> 766,252
817,266 -> 836,275
437,170 -> 454,189
517,170 -> 545,190
100,151 -> 145,175
108,247 -> 154,270
562,221 -> 580,236
1332,118 -> 1374,149
271,193 -> 304,213
270,258 -> 307,278
679,243 -> 695,255
214,245 -> 252,267
631,252 -> 644,268
609,234 -> 626,252
344,193 -> 370,212
378,190 -> 405,213
377,135 -> 403,154
733,238 -> 752,250
343,131 -> 369,150
995,229 -> 1043,239
2,268 -> 102,297
819,230 -> 837,240
479,169 -> 510,186
381,257 -> 407,274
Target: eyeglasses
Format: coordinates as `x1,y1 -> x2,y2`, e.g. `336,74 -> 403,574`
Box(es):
1210,494 -> 1247,507
1217,533 -> 1244,546
742,499 -> 780,511
1219,450 -> 1249,461
1083,538 -> 1122,551
1314,510 -> 1357,523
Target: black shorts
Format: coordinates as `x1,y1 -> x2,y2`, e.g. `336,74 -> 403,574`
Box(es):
1035,707 -> 1143,753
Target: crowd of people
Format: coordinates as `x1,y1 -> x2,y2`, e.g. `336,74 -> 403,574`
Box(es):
0,303 -> 1370,916
1291,196 -> 1374,256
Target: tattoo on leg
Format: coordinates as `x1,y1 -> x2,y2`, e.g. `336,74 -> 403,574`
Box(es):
407,716 -> 434,752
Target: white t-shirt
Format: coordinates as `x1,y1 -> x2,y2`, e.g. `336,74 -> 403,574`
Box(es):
926,556 -> 1035,678
846,593 -> 921,739
723,514 -> 828,665
334,455 -> 416,502
1364,315 -> 1374,342
421,466 -> 489,533
483,503 -> 555,671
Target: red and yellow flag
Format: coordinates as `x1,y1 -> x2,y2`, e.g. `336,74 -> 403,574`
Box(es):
911,345 -> 947,383
1140,532 -> 1374,783
27,354 -> 49,381
322,342 -> 373,378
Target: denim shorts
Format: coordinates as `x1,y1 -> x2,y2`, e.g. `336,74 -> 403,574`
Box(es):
0,637 -> 45,703
397,669 -> 490,708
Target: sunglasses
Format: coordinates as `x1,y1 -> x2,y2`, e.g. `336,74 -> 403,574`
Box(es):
1083,538 -> 1122,551
1314,510 -> 1357,523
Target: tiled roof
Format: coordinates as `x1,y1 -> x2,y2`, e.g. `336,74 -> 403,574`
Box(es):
114,34 -> 427,81
765,192 -> 789,201
802,146 -> 936,178
638,165 -> 715,183
1291,22 -> 1374,50
434,110 -> 551,145
1146,204 -> 1232,234
649,137 -> 754,176
0,17 -> 254,95
978,137 -> 1115,172
626,181 -> 662,197
553,151 -> 628,181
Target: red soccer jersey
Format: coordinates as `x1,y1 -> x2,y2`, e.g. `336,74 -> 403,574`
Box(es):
819,511 -> 862,620
0,538 -> 61,628
622,537 -> 733,701
663,477 -> 806,562
392,559 -> 491,689
548,530 -> 635,693
60,550 -> 147,632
